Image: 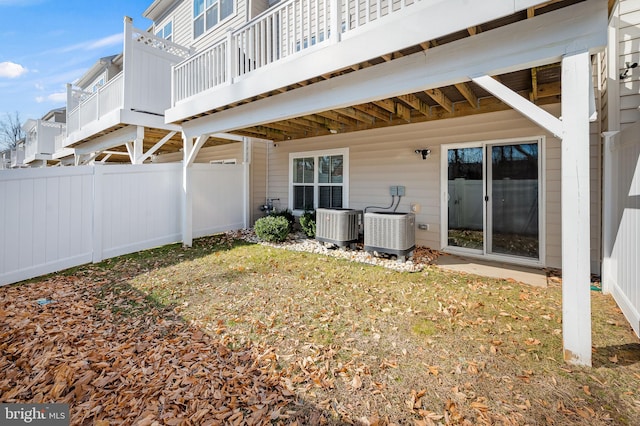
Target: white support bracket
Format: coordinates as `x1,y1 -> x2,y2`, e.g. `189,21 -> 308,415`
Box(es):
471,74 -> 563,137
138,131 -> 177,163
126,126 -> 145,164
185,135 -> 208,167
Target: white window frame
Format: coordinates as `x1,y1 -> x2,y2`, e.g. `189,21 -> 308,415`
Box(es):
193,0 -> 235,40
439,136 -> 546,267
288,148 -> 349,214
155,20 -> 173,42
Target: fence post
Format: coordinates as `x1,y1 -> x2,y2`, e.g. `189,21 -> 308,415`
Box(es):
122,16 -> 134,111
92,165 -> 104,263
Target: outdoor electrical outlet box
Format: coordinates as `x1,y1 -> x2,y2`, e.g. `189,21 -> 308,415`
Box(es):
390,186 -> 398,196
397,186 -> 406,196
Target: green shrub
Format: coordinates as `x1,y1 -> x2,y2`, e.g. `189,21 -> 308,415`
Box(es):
254,215 -> 291,242
299,211 -> 316,238
270,209 -> 295,232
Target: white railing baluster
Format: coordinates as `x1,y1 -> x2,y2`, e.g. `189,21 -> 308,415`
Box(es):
170,0 -> 419,104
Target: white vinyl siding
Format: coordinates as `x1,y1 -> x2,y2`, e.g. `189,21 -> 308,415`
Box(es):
266,105 -> 600,272
193,0 -> 235,40
616,0 -> 640,129
161,0 -> 267,53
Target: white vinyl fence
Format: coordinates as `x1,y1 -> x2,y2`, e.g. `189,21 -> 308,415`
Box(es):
0,163 -> 245,287
603,121 -> 640,337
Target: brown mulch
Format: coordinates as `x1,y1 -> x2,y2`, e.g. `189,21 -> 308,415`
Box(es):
0,275 -> 303,425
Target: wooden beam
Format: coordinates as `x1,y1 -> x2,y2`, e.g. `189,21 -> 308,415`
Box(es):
530,67 -> 539,101
353,104 -> 392,122
372,99 -> 396,114
396,102 -> 412,122
335,106 -> 376,124
455,82 -> 479,108
536,81 -> 561,98
424,88 -> 453,113
316,110 -> 359,127
397,94 -> 430,116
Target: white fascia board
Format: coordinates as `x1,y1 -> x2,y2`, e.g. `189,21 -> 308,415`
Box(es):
143,0 -> 176,21
180,0 -> 607,139
120,110 -> 181,132
74,126 -> 138,155
169,0 -> 564,123
67,109 -> 123,147
68,109 -> 180,147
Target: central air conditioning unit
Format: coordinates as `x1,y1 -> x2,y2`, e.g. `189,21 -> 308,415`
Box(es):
364,212 -> 416,261
316,208 -> 362,247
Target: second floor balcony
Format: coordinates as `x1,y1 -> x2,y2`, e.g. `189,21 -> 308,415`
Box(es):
167,0 -> 554,124
23,119 -> 66,163
65,17 -> 192,148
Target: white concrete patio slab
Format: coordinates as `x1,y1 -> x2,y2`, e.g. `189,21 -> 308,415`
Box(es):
434,254 -> 548,287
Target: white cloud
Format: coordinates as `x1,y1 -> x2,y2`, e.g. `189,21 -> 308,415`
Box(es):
35,92 -> 65,104
58,33 -> 123,54
0,61 -> 27,78
47,92 -> 66,103
35,83 -> 44,91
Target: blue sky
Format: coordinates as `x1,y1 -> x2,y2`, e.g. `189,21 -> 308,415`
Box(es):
0,0 -> 154,123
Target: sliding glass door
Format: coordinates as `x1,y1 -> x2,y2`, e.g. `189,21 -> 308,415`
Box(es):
445,139 -> 542,263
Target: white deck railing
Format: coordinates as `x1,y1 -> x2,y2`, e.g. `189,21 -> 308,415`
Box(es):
172,0 -> 420,104
66,19 -> 191,140
67,72 -> 124,136
24,120 -> 66,159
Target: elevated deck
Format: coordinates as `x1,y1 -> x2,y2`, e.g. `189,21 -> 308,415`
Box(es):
65,18 -> 191,152
167,0 -> 559,126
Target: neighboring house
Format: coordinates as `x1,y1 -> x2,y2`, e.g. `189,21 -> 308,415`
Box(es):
9,139 -> 26,169
139,0 -> 639,366
60,17 -> 192,165
22,107 -> 66,167
0,149 -> 10,170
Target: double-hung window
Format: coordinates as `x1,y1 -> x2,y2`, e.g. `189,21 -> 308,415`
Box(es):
194,0 -> 234,39
155,21 -> 173,42
289,148 -> 348,212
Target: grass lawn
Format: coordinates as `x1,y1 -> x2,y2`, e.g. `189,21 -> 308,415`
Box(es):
1,234 -> 639,425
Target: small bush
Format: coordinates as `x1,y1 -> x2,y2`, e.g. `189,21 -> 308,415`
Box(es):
269,209 -> 295,232
254,216 -> 291,242
299,211 -> 316,238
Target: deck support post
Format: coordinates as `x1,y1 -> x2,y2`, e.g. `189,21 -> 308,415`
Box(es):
126,126 -> 145,164
242,137 -> 251,229
182,134 -> 208,247
182,134 -> 194,247
560,50 -> 592,366
472,52 -> 593,366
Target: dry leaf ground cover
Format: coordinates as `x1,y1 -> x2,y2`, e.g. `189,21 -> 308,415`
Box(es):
1,234 -> 640,425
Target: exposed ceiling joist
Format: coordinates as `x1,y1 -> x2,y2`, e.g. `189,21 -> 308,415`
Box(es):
424,88 -> 454,113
